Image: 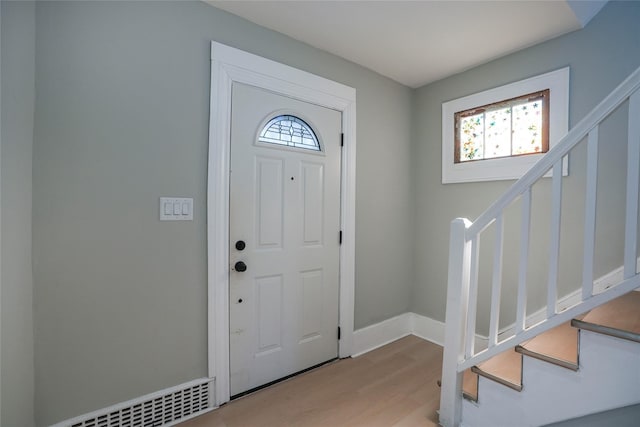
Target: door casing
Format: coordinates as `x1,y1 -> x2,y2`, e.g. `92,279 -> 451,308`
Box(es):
207,42 -> 357,406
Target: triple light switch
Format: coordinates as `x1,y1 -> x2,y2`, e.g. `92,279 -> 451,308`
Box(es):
160,197 -> 193,221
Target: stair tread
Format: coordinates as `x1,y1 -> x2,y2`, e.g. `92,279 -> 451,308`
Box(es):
473,349 -> 522,391
436,369 -> 478,401
517,322 -> 578,369
463,369 -> 478,401
576,291 -> 640,341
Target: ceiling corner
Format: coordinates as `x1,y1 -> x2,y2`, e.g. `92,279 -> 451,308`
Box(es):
566,0 -> 608,27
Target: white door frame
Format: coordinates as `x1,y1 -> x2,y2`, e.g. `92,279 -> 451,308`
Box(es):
207,42 -> 356,406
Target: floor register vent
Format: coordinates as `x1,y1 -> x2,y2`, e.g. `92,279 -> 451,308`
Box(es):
52,378 -> 214,427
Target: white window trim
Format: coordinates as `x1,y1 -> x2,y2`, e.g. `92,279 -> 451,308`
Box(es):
207,42 -> 356,406
442,67 -> 569,184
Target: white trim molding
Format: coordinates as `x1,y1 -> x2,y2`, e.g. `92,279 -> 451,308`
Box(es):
442,67 -> 570,184
410,312 -> 447,347
207,42 -> 357,406
352,313 -> 412,357
352,313 -> 449,356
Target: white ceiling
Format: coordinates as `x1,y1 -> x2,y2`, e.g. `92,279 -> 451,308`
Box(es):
207,1 -> 607,88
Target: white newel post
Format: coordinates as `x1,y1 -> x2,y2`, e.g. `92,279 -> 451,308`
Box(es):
440,218 -> 473,427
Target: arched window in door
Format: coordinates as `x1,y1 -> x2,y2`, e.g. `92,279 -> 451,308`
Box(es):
258,115 -> 321,151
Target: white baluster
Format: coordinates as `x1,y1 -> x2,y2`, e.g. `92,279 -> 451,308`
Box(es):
548,161 -> 563,318
465,235 -> 480,358
583,127 -> 599,299
625,90 -> 640,279
489,214 -> 504,347
516,189 -> 531,333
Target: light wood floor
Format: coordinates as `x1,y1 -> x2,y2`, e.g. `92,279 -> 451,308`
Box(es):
181,335 -> 444,427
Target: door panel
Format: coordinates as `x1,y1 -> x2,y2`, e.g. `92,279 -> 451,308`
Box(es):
255,275 -> 283,354
255,157 -> 284,249
229,83 -> 341,396
300,269 -> 324,342
302,162 -> 324,245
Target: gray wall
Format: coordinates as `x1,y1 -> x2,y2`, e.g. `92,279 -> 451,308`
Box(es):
17,0 -> 640,424
32,1 -> 413,424
411,1 -> 640,332
1,1 -> 36,426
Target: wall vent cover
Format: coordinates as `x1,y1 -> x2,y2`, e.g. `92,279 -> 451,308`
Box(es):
53,378 -> 214,427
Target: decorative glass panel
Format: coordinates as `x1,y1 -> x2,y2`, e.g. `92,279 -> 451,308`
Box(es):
454,90 -> 549,163
259,115 -> 321,151
484,106 -> 511,159
512,100 -> 544,155
460,113 -> 484,161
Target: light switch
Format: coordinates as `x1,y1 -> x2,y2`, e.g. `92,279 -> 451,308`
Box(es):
160,197 -> 193,221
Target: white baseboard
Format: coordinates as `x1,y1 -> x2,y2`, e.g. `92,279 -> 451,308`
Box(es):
491,260 -> 640,342
593,257 -> 640,292
410,312 -> 446,346
352,312 -> 490,357
350,258 -> 640,358
351,313 -> 412,357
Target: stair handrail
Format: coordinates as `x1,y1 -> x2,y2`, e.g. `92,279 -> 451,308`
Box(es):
440,65 -> 640,427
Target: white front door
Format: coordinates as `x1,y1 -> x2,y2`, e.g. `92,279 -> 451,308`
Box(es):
229,83 -> 342,396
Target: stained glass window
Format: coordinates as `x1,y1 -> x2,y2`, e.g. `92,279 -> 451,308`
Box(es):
258,115 -> 321,151
454,90 -> 549,163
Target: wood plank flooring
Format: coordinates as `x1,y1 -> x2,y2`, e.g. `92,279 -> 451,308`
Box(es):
180,335 -> 443,427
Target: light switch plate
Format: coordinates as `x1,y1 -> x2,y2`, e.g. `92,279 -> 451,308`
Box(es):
160,197 -> 193,221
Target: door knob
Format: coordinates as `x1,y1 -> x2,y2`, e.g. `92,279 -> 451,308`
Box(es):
235,240 -> 246,251
234,261 -> 247,272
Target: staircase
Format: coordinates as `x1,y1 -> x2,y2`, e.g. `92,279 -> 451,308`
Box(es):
439,64 -> 640,427
462,291 -> 640,426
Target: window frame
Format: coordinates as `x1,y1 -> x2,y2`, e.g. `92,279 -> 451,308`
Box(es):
442,67 -> 569,184
454,89 -> 550,163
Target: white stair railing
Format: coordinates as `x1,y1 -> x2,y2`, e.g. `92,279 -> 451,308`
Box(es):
440,66 -> 640,427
